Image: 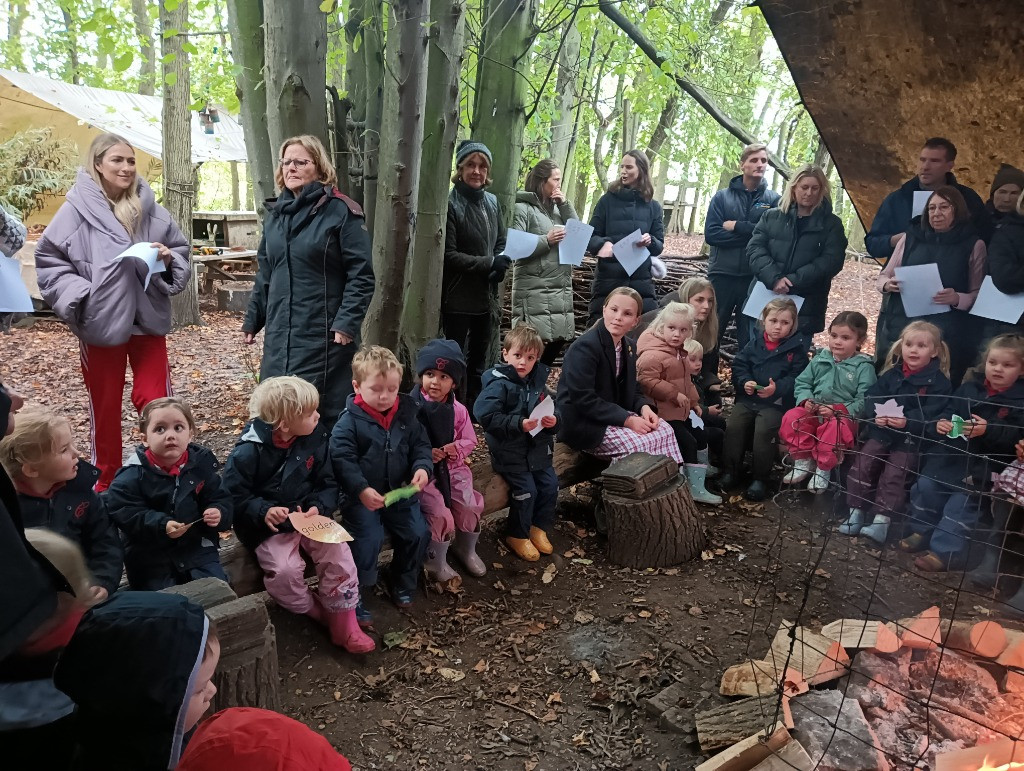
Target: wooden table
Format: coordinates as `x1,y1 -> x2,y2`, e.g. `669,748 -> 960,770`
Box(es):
192,249 -> 258,293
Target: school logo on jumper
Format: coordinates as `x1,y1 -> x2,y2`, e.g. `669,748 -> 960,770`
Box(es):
306,455 -> 315,470
195,480 -> 205,495
999,407 -> 1010,419
787,353 -> 794,362
74,502 -> 89,519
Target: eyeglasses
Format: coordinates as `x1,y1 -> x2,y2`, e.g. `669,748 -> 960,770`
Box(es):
927,203 -> 953,213
280,159 -> 313,169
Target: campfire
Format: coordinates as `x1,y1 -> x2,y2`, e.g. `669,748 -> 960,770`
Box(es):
650,608 -> 1024,770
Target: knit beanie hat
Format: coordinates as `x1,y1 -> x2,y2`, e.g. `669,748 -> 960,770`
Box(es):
416,338 -> 467,386
456,139 -> 492,168
990,164 -> 1024,199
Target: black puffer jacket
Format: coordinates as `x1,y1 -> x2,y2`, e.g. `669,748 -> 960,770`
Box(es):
243,182 -> 375,421
989,214 -> 1024,322
863,358 -> 952,451
746,200 -> 847,334
587,188 -> 665,319
704,176 -> 780,277
222,419 -> 338,550
731,331 -> 810,412
443,181 -> 507,315
474,362 -> 558,473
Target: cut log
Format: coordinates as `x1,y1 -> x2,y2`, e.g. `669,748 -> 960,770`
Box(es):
160,577 -> 238,609
943,620 -> 1008,659
1003,669 -> 1024,694
894,606 -> 941,649
694,724 -> 793,771
206,595 -> 280,712
604,475 -> 706,568
695,695 -> 788,752
764,621 -> 850,686
750,738 -> 815,771
820,619 -> 901,654
720,659 -> 808,698
996,630 -> 1024,669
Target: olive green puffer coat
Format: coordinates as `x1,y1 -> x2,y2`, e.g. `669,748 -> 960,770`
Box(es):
510,192 -> 579,342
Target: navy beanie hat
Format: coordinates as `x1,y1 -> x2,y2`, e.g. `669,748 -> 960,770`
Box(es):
416,338 -> 467,386
456,139 -> 492,167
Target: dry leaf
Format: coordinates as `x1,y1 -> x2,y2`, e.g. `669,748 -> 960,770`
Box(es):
688,605 -> 703,616
623,614 -> 637,623
539,709 -> 558,723
573,610 -> 595,624
438,667 -> 465,682
589,669 -> 601,683
333,690 -> 341,701
814,568 -> 832,579
638,610 -> 652,618
541,564 -> 557,584
472,659 -> 489,673
546,692 -> 563,705
701,550 -> 715,561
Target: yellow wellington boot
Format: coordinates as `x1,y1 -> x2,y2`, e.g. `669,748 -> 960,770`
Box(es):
505,536 -> 540,562
529,526 -> 553,555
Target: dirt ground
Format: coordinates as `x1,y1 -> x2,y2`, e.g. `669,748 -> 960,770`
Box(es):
4,257 -> 999,769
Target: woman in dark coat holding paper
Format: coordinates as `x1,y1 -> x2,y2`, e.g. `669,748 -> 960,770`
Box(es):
876,186 -> 986,385
744,164 -> 846,337
987,191 -> 1024,331
586,150 -> 666,326
243,135 -> 375,423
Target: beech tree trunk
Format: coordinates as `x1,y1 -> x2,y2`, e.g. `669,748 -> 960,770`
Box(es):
362,0 -> 430,351
646,92 -> 679,164
225,0 -> 275,210
132,0 -> 157,95
160,0 -> 200,328
343,0 -> 368,205
604,478 -> 706,568
263,0 -> 328,153
361,0 -> 385,232
549,16 -> 580,171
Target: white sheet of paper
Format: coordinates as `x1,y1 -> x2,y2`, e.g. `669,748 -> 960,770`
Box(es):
114,243 -> 162,289
611,229 -> 650,277
558,219 -> 593,266
873,398 -> 905,419
741,282 -> 806,318
970,276 -> 1024,324
688,409 -> 705,430
893,263 -> 949,317
528,397 -> 555,436
0,256 -> 33,312
912,190 -> 933,218
502,229 -> 539,261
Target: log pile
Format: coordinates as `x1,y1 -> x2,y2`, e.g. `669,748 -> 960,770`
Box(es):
647,607 -> 1024,771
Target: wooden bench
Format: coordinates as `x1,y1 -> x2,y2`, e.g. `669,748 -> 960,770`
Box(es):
193,250 -> 258,294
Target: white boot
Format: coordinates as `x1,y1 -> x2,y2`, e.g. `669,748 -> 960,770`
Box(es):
684,464 -> 723,505
424,536 -> 460,583
783,458 -> 814,485
807,466 -> 831,494
859,515 -> 890,544
838,508 -> 866,535
696,447 -> 718,476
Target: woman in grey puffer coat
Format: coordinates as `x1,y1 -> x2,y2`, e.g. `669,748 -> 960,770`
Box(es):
511,159 -> 578,364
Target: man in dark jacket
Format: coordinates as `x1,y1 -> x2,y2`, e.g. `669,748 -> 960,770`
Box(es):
866,137 -> 991,261
703,143 -> 780,350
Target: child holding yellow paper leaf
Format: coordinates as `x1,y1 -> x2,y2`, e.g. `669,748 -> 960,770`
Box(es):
223,376 -> 373,654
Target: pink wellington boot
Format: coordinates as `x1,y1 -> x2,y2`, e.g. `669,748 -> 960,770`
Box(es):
327,608 -> 376,654
305,593 -> 325,624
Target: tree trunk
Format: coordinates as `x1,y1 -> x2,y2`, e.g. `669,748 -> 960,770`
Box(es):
230,161 -> 241,210
548,16 -> 580,171
646,92 -> 679,164
401,0 -> 465,363
688,191 -> 700,235
161,0 -> 200,328
132,0 -> 157,95
343,0 -> 368,205
652,156 -> 666,208
362,0 -> 385,232
60,7 -> 82,84
263,0 -> 328,153
362,0 -> 430,351
226,0 -> 276,212
5,1 -> 29,69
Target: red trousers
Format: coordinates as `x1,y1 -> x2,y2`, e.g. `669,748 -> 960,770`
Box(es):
80,335 -> 171,490
779,405 -> 855,472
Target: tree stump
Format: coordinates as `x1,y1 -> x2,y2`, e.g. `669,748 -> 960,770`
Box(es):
602,453 -> 707,568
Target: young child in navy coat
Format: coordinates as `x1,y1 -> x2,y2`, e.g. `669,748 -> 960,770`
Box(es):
105,397 -> 233,590
0,410 -> 122,598
720,297 -> 809,501
330,346 -> 432,626
223,376 -> 373,654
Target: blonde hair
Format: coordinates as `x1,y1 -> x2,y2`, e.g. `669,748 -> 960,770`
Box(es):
603,286 -> 643,314
780,164 -> 832,214
649,302 -> 695,337
503,325 -> 543,355
980,333 -> 1024,374
275,135 -> 338,191
760,297 -> 798,327
352,345 -> 403,383
25,529 -> 95,605
0,410 -> 70,479
139,397 -> 196,434
881,320 -> 951,376
678,277 -> 718,353
249,376 -> 320,424
682,338 -> 704,357
86,133 -> 142,235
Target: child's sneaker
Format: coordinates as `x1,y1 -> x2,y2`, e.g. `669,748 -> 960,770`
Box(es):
355,600 -> 373,629
391,587 -> 414,608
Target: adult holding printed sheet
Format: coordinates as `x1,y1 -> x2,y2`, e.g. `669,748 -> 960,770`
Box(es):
586,150 -> 666,326
512,159 -> 579,365
876,186 -> 986,385
987,190 -> 1024,330
34,133 -> 190,491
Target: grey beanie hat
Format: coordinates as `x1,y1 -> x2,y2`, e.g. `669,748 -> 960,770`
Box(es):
456,139 -> 492,167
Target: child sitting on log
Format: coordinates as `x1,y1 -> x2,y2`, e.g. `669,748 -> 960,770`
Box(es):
975,438 -> 1024,613
556,287 -> 683,465
841,320 -> 952,542
719,297 -> 809,502
636,301 -> 721,505
475,325 -> 559,562
330,346 -> 431,626
223,376 -> 373,654
105,397 -> 233,590
0,410 -> 122,601
779,311 -> 877,494
410,339 -> 486,584
683,339 -> 725,468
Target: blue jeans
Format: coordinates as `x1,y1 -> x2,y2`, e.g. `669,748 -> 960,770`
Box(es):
501,467 -> 559,539
908,474 -> 985,557
343,500 -> 429,594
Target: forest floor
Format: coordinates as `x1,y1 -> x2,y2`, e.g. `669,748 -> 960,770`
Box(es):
4,254 -> 994,770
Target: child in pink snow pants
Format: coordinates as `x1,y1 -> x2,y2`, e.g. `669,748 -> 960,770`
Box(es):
410,339 -> 486,583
